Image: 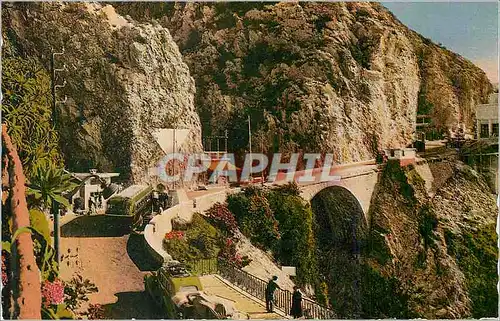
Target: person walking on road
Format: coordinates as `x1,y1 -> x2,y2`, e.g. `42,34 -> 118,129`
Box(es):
291,286 -> 303,318
265,276 -> 281,313
88,197 -> 95,215
152,190 -> 159,213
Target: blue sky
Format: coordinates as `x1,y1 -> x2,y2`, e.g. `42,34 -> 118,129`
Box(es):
382,2 -> 498,83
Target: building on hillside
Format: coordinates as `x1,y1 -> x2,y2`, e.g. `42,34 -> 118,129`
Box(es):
415,114 -> 442,141
460,139 -> 498,193
475,93 -> 498,139
383,148 -> 417,167
68,171 -> 120,213
202,132 -> 231,186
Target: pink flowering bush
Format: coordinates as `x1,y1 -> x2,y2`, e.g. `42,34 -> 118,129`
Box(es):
206,202 -> 239,235
1,252 -> 8,287
41,279 -> 65,307
218,238 -> 251,268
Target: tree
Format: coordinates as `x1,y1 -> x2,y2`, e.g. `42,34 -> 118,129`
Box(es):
1,55 -> 62,179
2,125 -> 42,319
26,166 -> 77,210
267,189 -> 318,286
227,188 -> 280,250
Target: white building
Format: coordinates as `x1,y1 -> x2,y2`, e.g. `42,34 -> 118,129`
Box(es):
69,171 -> 120,212
476,93 -> 498,139
383,148 -> 417,166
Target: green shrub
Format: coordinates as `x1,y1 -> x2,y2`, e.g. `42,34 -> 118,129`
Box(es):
227,186 -> 318,286
267,189 -> 318,286
1,54 -> 63,178
315,281 -> 329,307
272,182 -> 301,196
163,213 -> 222,262
418,205 -> 438,250
448,224 -> 498,317
360,264 -> 414,318
227,189 -> 280,250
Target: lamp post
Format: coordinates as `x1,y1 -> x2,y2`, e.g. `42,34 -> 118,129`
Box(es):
51,48 -> 67,128
248,115 -> 252,181
50,48 -> 67,265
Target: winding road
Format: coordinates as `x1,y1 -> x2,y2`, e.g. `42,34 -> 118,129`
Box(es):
59,216 -> 163,319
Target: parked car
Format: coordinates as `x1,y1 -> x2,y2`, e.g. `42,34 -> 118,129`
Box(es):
144,261 -> 235,319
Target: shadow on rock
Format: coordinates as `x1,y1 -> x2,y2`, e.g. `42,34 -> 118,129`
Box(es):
61,215 -> 132,237
126,234 -> 162,272
102,291 -> 165,319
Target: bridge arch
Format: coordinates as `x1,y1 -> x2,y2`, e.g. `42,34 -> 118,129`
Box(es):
310,186 -> 367,249
300,170 -> 379,217
309,185 -> 368,317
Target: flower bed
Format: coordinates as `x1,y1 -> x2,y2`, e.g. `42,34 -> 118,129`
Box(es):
165,231 -> 185,240
162,213 -> 221,262
205,202 -> 238,235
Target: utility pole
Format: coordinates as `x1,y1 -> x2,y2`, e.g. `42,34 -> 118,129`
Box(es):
173,128 -> 176,190
225,130 -> 228,153
217,135 -> 220,158
51,48 -> 66,266
51,49 -> 67,128
261,140 -> 265,185
248,115 -> 252,181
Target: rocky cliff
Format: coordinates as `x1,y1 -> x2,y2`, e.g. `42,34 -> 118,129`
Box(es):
309,159 -> 497,318
3,2 -> 203,182
116,2 -> 492,162
365,161 -> 497,318
4,2 -> 492,178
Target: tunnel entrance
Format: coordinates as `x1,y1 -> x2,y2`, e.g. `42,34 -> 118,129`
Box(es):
311,186 -> 367,318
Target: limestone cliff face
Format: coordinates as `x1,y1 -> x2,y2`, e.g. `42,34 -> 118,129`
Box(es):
3,2 -> 203,183
116,2 -> 492,163
411,34 -> 493,133
367,161 -> 497,318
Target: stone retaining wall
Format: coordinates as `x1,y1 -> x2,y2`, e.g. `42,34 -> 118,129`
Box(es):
144,188 -> 241,263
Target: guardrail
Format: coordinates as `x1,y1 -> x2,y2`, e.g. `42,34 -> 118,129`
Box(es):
186,258 -> 335,319
185,257 -> 218,276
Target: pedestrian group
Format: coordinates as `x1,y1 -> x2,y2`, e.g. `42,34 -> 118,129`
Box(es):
265,276 -> 303,318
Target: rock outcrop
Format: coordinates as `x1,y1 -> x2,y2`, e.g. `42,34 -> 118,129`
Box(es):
366,161 -> 497,318
4,2 -> 492,178
116,2 -> 492,163
3,2 -> 203,183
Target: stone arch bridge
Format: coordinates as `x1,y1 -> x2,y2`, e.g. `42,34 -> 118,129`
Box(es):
298,165 -> 379,216
146,158 -> 440,263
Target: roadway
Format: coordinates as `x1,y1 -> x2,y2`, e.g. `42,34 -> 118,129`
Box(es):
186,159 -> 379,200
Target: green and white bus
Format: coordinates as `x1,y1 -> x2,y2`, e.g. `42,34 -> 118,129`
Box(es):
105,185 -> 153,231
